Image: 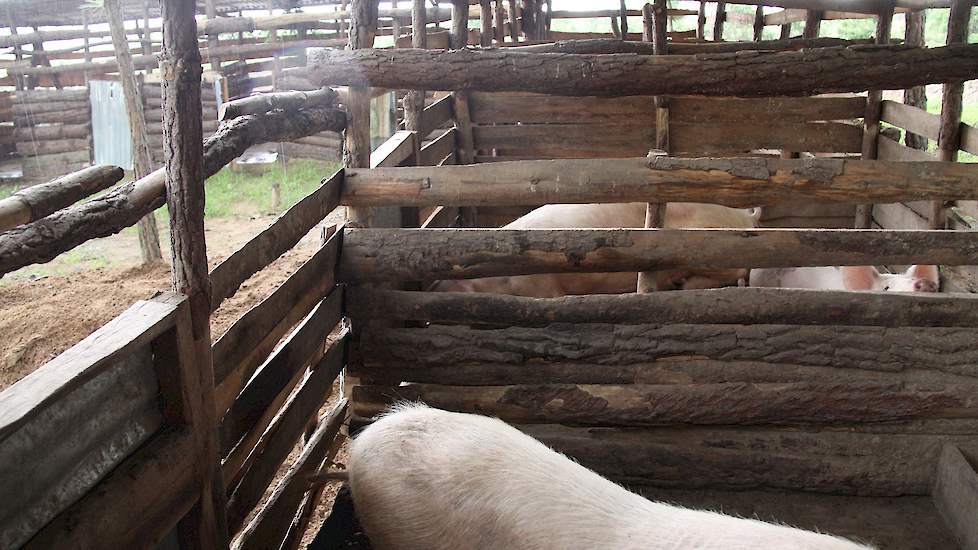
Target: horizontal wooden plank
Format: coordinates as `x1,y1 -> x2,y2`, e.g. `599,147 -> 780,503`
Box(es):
340,158 -> 978,208
210,170 -> 343,311
472,124 -> 653,152
347,287 -> 978,327
418,128 -> 456,167
226,335 -> 346,532
353,377 -> 978,427
671,122 -> 863,154
358,322 -> 978,381
877,135 -> 936,161
520,424 -> 978,496
873,202 -> 932,230
370,130 -> 416,168
220,288 -> 343,480
881,100 -> 941,141
669,96 -> 867,123
932,444 -> 978,550
961,122 -> 978,156
339,228 -> 978,283
420,94 -> 454,139
468,93 -> 652,124
212,229 -> 342,416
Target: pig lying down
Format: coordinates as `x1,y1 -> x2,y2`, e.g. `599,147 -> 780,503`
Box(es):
750,264 -> 939,292
433,202 -> 756,297
348,405 -> 874,550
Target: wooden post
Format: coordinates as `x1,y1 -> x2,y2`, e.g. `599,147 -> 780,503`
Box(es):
205,0 -> 221,74
391,0 -> 401,43
713,1 -> 726,41
753,5 -> 765,41
494,0 -> 506,44
30,27 -> 61,90
803,10 -> 823,38
6,12 -> 24,91
854,0 -> 894,229
140,0 -> 153,58
779,20 -> 792,40
637,0 -> 669,294
160,0 -> 230,546
903,9 -> 928,151
508,0 -> 521,42
105,0 -> 163,264
480,0 -> 493,45
451,0 -> 469,48
933,0 -> 973,230
82,11 -> 92,85
697,1 -> 706,39
619,0 -> 629,39
403,0 -> 426,147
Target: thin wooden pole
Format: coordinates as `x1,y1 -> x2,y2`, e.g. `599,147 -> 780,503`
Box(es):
903,9 -> 928,151
205,0 -> 221,73
753,5 -> 765,41
480,0 -> 493,46
803,9 -> 823,38
713,1 -> 726,41
933,0 -> 972,230
494,0 -> 506,44
391,0 -> 401,43
451,0 -> 469,48
855,0 -> 895,229
697,1 -> 706,39
403,0 -> 426,140
81,11 -> 91,85
7,11 -> 24,91
159,0 -> 230,546
508,0 -> 521,42
619,0 -> 629,38
105,0 -> 163,263
638,0 -> 669,294
779,20 -> 792,40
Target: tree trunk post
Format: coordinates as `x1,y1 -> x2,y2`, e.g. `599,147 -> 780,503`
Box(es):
637,0 -> 669,294
391,0 -> 401,43
933,0 -> 972,230
451,0 -> 469,48
403,0 -> 426,151
713,1 -> 726,41
159,0 -> 230,547
753,5 -> 765,41
105,0 -> 163,264
479,0 -> 493,46
618,0 -> 629,39
903,9 -> 927,151
854,0 -> 894,229
494,0 -> 507,44
696,1 -> 706,39
803,10 -> 822,38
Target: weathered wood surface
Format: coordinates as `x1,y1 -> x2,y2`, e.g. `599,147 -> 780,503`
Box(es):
353,377 -> 978,427
0,299 -> 177,550
226,336 -> 346,532
961,122 -> 978,156
932,444 -> 978,550
304,44 -> 978,97
420,94 -> 454,138
357,322 -> 978,380
0,165 -> 123,231
370,130 -> 416,168
340,227 -> 978,283
511,37 -> 875,55
219,87 -> 338,120
233,399 -> 348,550
0,106 -> 346,276
880,99 -> 941,141
340,157 -> 978,208
877,135 -> 936,162
212,230 -> 341,416
519,424 -> 978,496
14,138 -> 91,157
418,128 -> 457,166
671,121 -> 863,154
210,170 -> 342,310
21,429 -> 197,550
347,287 -> 978,327
13,123 -> 90,141
220,290 -> 343,484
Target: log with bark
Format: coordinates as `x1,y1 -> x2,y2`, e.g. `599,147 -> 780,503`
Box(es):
340,157 -> 978,208
0,165 -> 124,231
513,37 -> 875,55
339,227 -> 978,283
0,106 -> 346,276
304,43 -> 978,97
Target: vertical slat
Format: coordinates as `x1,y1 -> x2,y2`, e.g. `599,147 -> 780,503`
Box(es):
753,5 -> 765,41
697,1 -> 706,39
903,9 -> 928,151
508,0 -> 521,41
712,1 -> 725,40
494,0 -> 507,44
855,0 -> 894,229
802,9 -> 822,38
403,0 -> 426,144
934,0 -> 973,230
451,0 -> 469,48
480,0 -> 493,46
159,0 -> 230,546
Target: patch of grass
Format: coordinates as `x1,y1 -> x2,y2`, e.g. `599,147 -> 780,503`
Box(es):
202,159 -> 342,218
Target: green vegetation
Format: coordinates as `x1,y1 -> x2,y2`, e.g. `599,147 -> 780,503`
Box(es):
202,159 -> 342,217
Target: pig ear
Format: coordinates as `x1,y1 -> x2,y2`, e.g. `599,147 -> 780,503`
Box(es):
841,266 -> 880,291
907,265 -> 939,285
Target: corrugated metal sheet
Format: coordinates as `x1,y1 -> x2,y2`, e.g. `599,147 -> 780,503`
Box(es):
0,347 -> 163,549
90,80 -> 133,170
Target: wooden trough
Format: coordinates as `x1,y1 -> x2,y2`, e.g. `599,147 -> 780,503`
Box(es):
3,0 -> 978,548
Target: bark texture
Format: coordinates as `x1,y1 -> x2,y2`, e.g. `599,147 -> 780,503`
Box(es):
0,165 -> 123,231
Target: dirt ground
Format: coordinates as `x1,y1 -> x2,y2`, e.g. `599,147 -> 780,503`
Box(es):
0,209 -> 348,547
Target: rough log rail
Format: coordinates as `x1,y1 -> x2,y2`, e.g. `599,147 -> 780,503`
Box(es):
347,288 -> 978,327
340,158 -> 978,208
511,37 -> 875,55
339,228 -> 978,282
305,44 -> 978,97
0,165 -> 123,232
0,106 -> 346,276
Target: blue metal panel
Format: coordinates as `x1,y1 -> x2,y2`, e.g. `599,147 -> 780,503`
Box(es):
89,80 -> 133,170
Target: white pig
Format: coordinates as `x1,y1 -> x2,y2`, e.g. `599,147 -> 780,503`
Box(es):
749,265 -> 939,292
348,404 -> 875,550
432,202 -> 756,297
